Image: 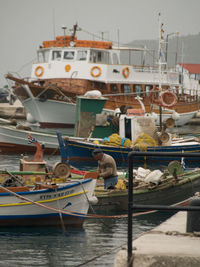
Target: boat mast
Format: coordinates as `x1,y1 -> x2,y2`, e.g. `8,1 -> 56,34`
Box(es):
158,13 -> 165,131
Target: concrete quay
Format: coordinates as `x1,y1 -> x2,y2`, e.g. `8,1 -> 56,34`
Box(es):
114,212 -> 200,267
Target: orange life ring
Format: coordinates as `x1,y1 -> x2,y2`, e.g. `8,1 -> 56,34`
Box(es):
122,67 -> 130,78
159,91 -> 177,108
65,65 -> 71,72
90,66 -> 101,77
35,66 -> 44,77
149,87 -> 161,105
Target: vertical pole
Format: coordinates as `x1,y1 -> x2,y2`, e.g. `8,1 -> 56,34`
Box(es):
165,35 -> 169,68
175,33 -> 179,66
128,154 -> 134,266
117,28 -> 120,48
158,13 -> 163,131
159,105 -> 162,132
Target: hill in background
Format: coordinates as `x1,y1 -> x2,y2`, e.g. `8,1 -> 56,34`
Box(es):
122,33 -> 200,67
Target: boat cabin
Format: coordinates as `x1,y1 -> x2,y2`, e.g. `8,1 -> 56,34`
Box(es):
36,47 -> 119,65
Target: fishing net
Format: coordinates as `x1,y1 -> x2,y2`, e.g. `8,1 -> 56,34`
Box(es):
103,134 -> 122,146
133,133 -> 158,151
102,133 -> 133,148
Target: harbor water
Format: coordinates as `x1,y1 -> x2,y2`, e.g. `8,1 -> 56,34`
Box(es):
0,122 -> 199,266
0,154 -> 174,266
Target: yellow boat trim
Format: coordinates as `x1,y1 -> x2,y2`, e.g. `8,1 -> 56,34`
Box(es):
0,190 -> 88,207
70,143 -> 128,154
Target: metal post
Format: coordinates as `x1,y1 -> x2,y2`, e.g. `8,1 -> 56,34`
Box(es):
127,151 -> 200,264
62,26 -> 67,46
175,33 -> 179,66
128,154 -> 133,266
159,105 -> 162,131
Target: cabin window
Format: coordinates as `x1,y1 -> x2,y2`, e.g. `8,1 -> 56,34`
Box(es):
63,51 -> 75,60
77,50 -> 87,61
134,84 -> 142,97
121,84 -> 131,94
145,85 -> 153,96
38,50 -> 50,63
112,53 -> 119,64
179,74 -> 182,84
110,84 -> 118,93
89,50 -> 109,64
52,50 -> 62,61
91,81 -> 107,91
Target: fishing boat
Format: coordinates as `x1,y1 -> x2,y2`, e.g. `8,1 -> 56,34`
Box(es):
0,134 -> 97,227
92,167 -> 200,213
0,177 -> 96,227
6,20 -> 200,128
0,86 -> 25,120
54,154 -> 200,214
0,119 -> 60,154
62,136 -> 200,167
57,108 -> 200,168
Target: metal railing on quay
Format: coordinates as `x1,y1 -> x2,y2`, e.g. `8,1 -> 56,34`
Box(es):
128,151 -> 200,266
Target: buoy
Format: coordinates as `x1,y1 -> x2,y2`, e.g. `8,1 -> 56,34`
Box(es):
26,113 -> 37,124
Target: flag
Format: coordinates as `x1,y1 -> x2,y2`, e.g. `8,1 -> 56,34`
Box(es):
181,157 -> 186,170
27,134 -> 37,144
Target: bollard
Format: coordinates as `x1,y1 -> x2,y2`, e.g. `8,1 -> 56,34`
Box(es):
187,197 -> 200,232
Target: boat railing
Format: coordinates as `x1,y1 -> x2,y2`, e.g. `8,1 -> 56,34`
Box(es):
127,151 -> 200,267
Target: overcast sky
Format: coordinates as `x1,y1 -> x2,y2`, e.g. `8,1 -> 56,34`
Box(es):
0,0 -> 200,87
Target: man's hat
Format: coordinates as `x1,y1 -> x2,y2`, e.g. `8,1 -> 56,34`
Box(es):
92,148 -> 103,155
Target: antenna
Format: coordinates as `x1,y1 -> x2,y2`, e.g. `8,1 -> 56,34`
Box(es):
62,25 -> 67,46
52,8 -> 56,40
117,29 -> 120,47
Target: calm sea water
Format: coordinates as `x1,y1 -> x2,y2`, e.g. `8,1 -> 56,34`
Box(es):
0,154 -> 174,267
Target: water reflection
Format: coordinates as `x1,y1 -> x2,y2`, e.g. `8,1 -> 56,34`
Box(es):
0,211 -> 174,267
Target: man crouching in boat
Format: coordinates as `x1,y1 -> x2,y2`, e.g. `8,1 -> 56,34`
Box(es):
92,148 -> 118,189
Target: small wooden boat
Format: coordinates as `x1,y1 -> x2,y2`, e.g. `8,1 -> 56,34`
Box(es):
91,167 -> 200,213
0,178 -> 96,227
0,121 -> 60,154
0,134 -> 97,227
61,134 -> 200,167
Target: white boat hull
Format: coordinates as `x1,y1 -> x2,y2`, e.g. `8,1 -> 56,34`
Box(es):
23,98 -> 76,128
0,125 -> 59,154
0,178 -> 96,227
155,111 -> 196,126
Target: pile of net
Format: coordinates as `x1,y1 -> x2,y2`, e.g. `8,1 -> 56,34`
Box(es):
101,133 -> 158,149
133,133 -> 158,151
102,133 -> 133,148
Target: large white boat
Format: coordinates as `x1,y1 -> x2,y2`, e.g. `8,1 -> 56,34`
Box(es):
6,23 -> 200,128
